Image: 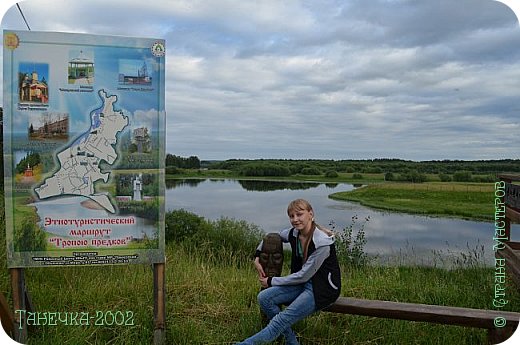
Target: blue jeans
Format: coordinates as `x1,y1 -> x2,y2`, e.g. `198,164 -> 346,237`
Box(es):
237,281 -> 316,345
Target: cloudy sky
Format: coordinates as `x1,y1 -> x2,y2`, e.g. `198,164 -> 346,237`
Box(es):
1,0 -> 519,161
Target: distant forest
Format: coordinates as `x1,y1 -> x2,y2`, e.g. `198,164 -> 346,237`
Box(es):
166,155 -> 520,183
207,158 -> 520,174
166,154 -> 201,169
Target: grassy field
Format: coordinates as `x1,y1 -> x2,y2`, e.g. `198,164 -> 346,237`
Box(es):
330,182 -> 495,221
1,242 -> 519,344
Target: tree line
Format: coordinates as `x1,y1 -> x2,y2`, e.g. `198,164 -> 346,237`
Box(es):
165,154 -> 200,169
165,156 -> 520,182
208,158 -> 520,175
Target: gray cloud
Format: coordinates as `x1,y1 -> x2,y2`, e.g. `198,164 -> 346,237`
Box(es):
1,0 -> 519,160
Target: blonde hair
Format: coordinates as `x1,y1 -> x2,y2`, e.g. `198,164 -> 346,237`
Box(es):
287,199 -> 334,237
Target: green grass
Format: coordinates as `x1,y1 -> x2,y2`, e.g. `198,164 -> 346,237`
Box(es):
2,240 -> 519,344
330,182 -> 495,221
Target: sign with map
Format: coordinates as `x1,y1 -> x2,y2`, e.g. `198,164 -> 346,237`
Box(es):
3,31 -> 165,267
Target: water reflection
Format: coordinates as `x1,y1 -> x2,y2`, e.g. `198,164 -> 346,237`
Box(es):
165,178 -> 205,189
325,183 -> 339,188
166,178 -> 326,192
165,178 -> 519,266
238,180 -> 320,192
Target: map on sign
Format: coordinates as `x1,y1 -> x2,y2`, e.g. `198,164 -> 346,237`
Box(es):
35,89 -> 128,213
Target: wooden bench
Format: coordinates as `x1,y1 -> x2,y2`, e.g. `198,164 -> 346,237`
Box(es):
324,297 -> 520,344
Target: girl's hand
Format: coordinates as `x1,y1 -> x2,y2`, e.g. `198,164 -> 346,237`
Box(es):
259,276 -> 269,289
253,257 -> 266,278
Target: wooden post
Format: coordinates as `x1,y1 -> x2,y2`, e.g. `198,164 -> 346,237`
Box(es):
10,268 -> 27,344
0,293 -> 15,339
488,325 -> 516,345
153,262 -> 166,345
501,176 -> 512,240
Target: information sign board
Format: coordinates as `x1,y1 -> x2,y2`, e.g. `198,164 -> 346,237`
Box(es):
3,30 -> 165,267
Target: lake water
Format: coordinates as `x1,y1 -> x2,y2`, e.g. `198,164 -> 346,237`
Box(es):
165,178 -> 519,266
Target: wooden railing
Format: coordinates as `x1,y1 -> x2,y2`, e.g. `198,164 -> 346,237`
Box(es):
498,174 -> 520,224
496,175 -> 520,288
325,297 -> 520,344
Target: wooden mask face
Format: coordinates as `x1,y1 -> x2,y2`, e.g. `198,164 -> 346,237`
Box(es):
259,233 -> 283,277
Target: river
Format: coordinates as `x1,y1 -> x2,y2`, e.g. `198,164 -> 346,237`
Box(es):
165,178 -> 519,266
